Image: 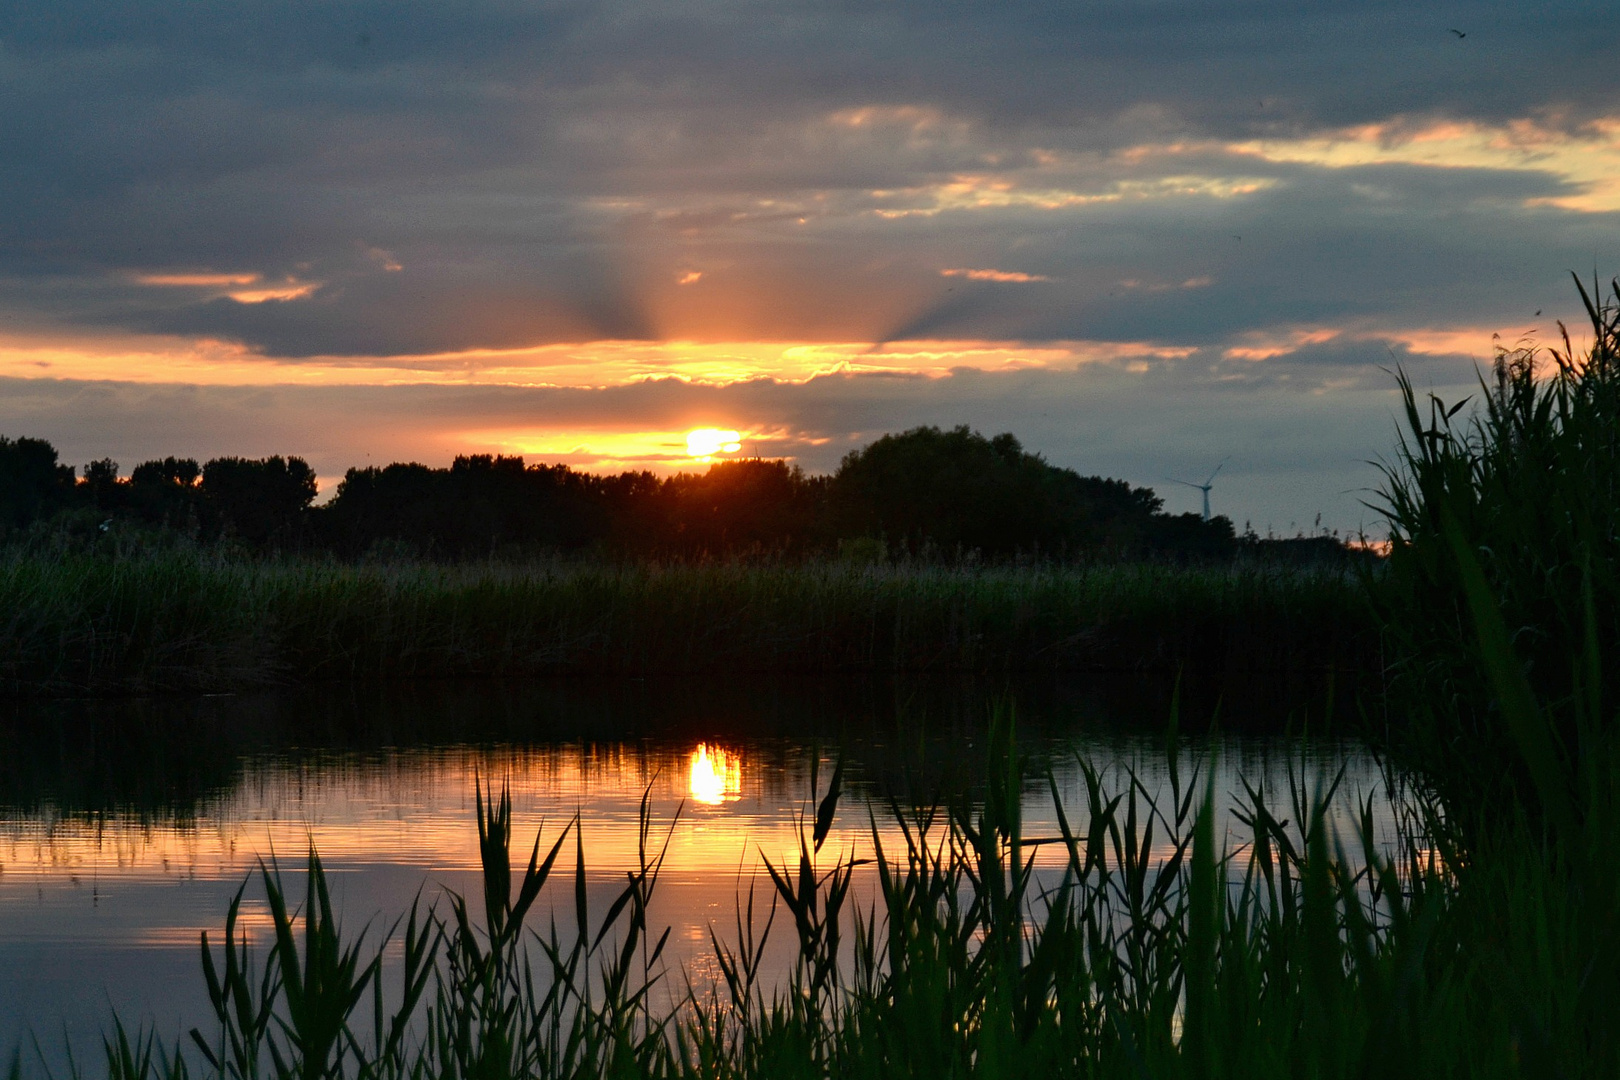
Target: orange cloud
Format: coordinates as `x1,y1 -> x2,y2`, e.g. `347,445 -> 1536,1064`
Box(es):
1381,325 -> 1530,358
226,280 -> 320,303
1228,114 -> 1620,212
134,272 -> 260,287
1221,321 -> 1547,363
131,271 -> 321,303
1224,327 -> 1344,361
0,334 -> 1193,388
940,267 -> 1051,283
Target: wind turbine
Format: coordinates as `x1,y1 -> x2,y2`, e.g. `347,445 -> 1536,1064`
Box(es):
1166,458 -> 1227,522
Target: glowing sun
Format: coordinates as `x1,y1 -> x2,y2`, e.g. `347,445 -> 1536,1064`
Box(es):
685,428 -> 742,458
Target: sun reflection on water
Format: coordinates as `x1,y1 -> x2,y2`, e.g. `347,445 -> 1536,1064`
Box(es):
688,743 -> 742,806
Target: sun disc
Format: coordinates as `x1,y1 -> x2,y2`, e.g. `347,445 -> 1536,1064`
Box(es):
686,428 -> 742,457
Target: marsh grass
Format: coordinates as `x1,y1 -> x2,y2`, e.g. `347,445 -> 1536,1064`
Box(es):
1373,274 -> 1620,839
0,555 -> 1373,695
1366,273 -> 1620,1074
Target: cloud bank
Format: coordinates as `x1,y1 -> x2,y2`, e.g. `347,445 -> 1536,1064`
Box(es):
1,0 -> 1617,531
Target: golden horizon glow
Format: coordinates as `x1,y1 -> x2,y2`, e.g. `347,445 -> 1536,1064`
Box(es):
458,428 -> 781,473
0,335 -> 1153,388
0,110 -> 1602,400
0,321 -> 1521,479
0,318 -> 1530,476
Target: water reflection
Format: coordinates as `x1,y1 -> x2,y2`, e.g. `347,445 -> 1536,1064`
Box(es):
0,675 -> 1379,1068
688,744 -> 743,806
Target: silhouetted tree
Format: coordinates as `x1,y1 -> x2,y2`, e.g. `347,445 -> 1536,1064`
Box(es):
130,457 -> 201,488
828,426 -> 1241,560
447,454 -> 605,553
597,469 -> 667,551
201,456 -> 317,548
831,426 -> 1132,557
1,427 -> 1256,563
128,457 -> 202,530
831,427 -> 1036,554
324,462 -> 445,556
1051,473 -> 1168,553
653,459 -> 825,555
1145,512 -> 1238,562
0,435 -> 76,529
323,456 -> 830,560
81,458 -> 121,512
325,455 -> 610,558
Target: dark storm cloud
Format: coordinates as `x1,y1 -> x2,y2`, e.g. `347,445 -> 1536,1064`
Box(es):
2,0 -> 1618,355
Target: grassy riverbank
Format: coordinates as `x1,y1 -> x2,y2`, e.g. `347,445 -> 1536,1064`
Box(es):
0,554 -> 1374,695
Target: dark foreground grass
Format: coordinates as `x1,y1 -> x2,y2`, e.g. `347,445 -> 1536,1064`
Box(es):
0,555 -> 1374,695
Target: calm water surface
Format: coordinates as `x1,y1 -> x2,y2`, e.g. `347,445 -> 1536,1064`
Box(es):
0,675 -> 1386,1067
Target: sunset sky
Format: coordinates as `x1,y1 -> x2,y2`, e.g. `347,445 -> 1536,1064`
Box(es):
2,0 -> 1616,533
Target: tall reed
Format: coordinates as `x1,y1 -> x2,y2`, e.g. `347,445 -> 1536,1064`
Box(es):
1372,272 -> 1620,1069
1373,273 -> 1619,837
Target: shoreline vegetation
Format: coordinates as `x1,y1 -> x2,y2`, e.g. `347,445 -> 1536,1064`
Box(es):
1,422 -> 1374,698
2,273 -> 1617,1077
0,555 -> 1375,696
1,425 -> 1282,566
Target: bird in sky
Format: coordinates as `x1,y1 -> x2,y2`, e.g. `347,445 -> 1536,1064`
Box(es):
1448,28 -> 1467,38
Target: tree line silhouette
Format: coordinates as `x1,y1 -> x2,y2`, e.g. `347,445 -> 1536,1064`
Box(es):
1,426 -> 1273,561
